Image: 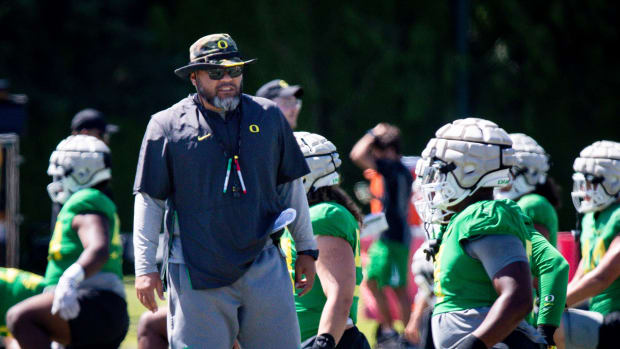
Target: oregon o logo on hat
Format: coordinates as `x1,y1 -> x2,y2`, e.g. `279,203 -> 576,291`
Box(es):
249,124 -> 260,133
217,40 -> 229,49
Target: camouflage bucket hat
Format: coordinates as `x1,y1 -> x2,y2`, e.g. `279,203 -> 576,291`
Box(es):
174,33 -> 257,79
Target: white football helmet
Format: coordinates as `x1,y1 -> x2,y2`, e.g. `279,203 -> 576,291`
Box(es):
494,133 -> 550,200
294,132 -> 342,193
571,140 -> 620,213
47,135 -> 111,204
413,118 -> 515,224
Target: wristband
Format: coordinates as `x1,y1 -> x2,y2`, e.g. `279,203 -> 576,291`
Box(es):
312,333 -> 336,349
537,324 -> 557,346
457,334 -> 487,349
298,249 -> 319,261
366,129 -> 376,137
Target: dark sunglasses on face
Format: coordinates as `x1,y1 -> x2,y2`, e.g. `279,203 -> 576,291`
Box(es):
207,65 -> 243,80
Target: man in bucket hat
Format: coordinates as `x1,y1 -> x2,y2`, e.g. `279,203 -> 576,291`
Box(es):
133,33 -> 318,349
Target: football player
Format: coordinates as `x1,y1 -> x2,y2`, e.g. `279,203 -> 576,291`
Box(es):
413,118 -> 546,348
6,135 -> 129,348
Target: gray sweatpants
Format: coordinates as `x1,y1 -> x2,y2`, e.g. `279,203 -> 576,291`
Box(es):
561,308 -> 603,349
167,244 -> 301,349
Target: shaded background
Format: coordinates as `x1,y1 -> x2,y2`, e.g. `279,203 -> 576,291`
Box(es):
1,0 -> 619,270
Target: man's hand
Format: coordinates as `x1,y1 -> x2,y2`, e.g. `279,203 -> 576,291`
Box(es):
136,272 -> 164,312
372,123 -> 389,137
294,254 -> 316,296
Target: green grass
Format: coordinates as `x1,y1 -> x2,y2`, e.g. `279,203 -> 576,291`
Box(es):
121,276 -> 166,349
120,276 -> 392,348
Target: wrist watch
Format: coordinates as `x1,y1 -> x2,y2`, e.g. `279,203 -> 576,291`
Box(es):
297,249 -> 319,260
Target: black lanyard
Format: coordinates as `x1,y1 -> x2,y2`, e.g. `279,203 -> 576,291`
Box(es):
194,95 -> 247,195
194,94 -> 242,158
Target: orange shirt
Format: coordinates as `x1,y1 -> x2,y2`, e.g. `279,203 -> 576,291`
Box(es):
363,168 -> 421,226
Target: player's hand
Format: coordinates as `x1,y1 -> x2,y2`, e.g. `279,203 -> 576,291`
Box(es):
537,325 -> 557,347
403,319 -> 420,344
51,263 -> 84,320
294,254 -> 316,296
136,272 -> 164,312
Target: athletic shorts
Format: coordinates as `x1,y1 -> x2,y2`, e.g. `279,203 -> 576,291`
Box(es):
67,289 -> 129,349
561,308 -> 603,349
366,239 -> 409,288
301,326 -> 370,349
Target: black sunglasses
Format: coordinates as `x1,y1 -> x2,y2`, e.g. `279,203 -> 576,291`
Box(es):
206,65 -> 243,80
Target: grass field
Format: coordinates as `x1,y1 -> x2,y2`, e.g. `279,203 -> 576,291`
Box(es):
119,276 -> 401,348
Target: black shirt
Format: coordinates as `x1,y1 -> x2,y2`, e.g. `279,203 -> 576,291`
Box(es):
376,158 -> 413,244
134,94 -> 309,289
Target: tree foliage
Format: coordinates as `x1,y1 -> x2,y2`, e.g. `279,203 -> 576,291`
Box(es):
1,0 -> 618,250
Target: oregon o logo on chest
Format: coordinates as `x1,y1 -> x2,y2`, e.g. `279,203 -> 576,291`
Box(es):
217,40 -> 229,49
249,124 -> 260,133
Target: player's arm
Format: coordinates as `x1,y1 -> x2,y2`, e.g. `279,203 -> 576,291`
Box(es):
315,235 -> 356,345
349,124 -> 389,170
50,211 -> 111,320
73,212 -> 111,277
464,235 -> 533,347
568,258 -> 587,287
134,192 -> 165,312
567,235 -> 620,306
533,223 -> 551,243
277,179 -> 317,296
530,231 -> 569,345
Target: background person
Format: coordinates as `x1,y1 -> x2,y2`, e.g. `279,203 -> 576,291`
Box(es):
413,118 -> 545,349
133,33 -> 317,349
281,131 -> 370,349
70,108 -> 118,145
555,140 -> 620,349
0,268 -> 46,348
350,122 -> 412,346
403,241 -> 435,349
495,133 -> 560,246
7,135 -> 128,348
50,109 -> 119,231
256,79 -> 303,129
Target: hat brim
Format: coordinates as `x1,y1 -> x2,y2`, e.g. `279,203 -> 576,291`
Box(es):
278,85 -> 303,98
174,58 -> 257,79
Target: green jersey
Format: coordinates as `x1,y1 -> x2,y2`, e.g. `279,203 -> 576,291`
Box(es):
281,202 -> 363,342
0,268 -> 46,336
518,193 -> 559,247
433,200 -> 531,315
579,202 -> 620,315
529,229 -> 569,326
44,188 -> 123,286
505,198 -> 568,327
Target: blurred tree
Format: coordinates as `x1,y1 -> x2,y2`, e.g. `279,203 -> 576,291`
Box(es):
0,0 -> 618,268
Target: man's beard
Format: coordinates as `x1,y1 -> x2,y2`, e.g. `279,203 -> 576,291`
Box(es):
213,95 -> 240,111
196,79 -> 241,112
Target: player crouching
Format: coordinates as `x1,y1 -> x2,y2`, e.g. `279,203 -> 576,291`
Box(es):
7,135 -> 128,348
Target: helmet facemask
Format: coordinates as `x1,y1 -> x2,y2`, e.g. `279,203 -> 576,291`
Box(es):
571,140 -> 620,213
46,135 -> 111,204
294,131 -> 342,194
414,157 -> 511,224
414,159 -> 465,224
571,172 -> 617,213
